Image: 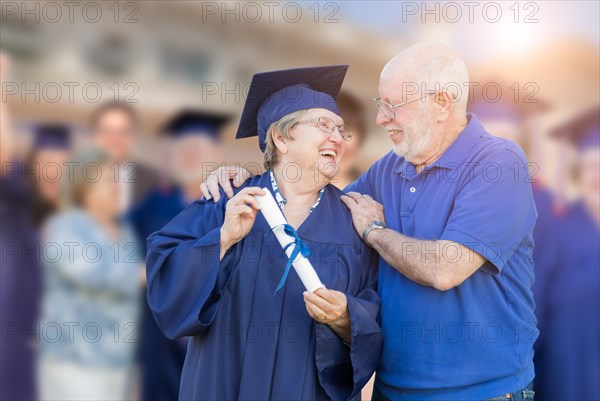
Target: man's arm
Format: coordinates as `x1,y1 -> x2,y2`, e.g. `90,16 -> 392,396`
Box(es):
367,228 -> 485,291
340,192 -> 485,291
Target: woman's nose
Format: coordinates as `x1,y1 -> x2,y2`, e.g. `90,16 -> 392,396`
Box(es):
329,128 -> 344,143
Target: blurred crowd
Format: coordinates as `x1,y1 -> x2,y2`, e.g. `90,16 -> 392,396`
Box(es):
1,41 -> 599,401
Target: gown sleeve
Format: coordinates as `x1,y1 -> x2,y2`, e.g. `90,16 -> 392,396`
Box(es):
315,245 -> 382,401
146,195 -> 240,340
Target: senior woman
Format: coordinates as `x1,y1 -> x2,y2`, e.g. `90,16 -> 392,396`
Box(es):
146,66 -> 381,401
38,149 -> 143,400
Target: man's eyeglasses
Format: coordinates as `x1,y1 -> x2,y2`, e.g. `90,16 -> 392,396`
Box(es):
373,92 -> 436,119
295,117 -> 353,141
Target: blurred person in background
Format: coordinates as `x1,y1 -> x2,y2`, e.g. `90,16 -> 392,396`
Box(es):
533,107 -> 600,401
335,90 -> 369,189
90,102 -> 159,214
26,124 -> 72,227
0,52 -> 43,401
129,110 -> 229,401
90,101 -> 159,399
37,149 -> 144,401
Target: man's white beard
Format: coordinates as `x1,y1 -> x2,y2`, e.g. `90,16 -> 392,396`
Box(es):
393,110 -> 432,163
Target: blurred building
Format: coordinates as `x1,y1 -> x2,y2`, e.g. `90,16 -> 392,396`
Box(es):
1,1 -> 402,171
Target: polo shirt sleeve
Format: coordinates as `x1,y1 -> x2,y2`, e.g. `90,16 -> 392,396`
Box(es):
440,144 -> 537,274
344,157 -> 383,198
344,172 -> 372,196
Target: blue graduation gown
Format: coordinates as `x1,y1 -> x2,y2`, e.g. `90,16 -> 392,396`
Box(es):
0,166 -> 42,400
129,186 -> 190,401
533,201 -> 600,401
146,172 -> 382,401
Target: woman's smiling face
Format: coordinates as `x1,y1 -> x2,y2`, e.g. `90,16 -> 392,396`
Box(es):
282,108 -> 347,182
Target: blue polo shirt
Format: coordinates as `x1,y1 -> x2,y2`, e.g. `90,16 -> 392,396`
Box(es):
346,114 -> 538,400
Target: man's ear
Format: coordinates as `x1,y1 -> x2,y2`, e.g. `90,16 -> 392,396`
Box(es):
434,91 -> 454,121
271,128 -> 288,154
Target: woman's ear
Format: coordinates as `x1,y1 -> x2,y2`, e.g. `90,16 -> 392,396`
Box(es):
271,128 -> 288,154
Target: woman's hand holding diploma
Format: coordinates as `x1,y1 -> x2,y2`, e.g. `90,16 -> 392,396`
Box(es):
220,187 -> 265,260
304,288 -> 351,343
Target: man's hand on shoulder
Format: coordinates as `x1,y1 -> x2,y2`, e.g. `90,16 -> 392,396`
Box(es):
340,192 -> 386,244
200,165 -> 252,202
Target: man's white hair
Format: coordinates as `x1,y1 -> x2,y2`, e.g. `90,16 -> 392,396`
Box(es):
385,43 -> 470,115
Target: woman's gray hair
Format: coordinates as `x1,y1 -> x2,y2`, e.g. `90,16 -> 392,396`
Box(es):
263,109 -> 308,170
60,148 -> 111,209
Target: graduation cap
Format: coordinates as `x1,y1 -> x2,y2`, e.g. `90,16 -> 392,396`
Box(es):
162,110 -> 231,140
551,106 -> 600,151
34,124 -> 71,149
236,65 -> 349,152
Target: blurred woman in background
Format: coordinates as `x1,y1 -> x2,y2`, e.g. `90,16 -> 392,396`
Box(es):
38,149 -> 144,401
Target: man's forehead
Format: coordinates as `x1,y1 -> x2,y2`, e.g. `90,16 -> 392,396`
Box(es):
379,75 -> 421,101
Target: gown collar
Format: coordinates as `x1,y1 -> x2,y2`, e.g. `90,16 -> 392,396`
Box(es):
269,169 -> 325,214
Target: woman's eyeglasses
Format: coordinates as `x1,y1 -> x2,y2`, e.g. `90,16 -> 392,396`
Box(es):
295,117 -> 353,141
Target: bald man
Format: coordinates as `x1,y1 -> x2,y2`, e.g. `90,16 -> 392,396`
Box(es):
201,44 -> 538,400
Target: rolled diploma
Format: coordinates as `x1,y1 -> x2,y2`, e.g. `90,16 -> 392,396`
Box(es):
255,188 -> 324,293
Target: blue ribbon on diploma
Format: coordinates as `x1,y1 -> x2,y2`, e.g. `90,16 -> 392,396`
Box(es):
274,224 -> 312,295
